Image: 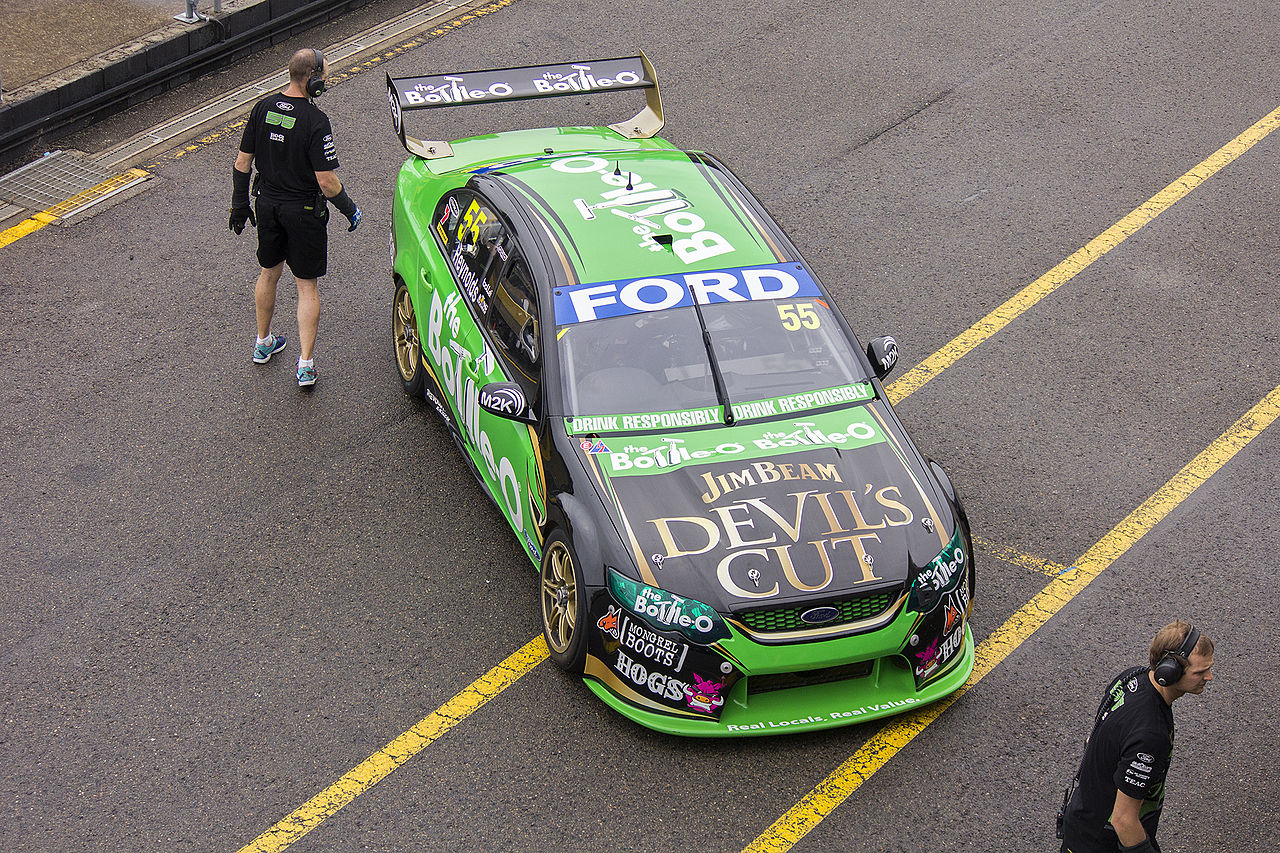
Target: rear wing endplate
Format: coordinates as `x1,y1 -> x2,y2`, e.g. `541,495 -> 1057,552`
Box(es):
386,53 -> 662,159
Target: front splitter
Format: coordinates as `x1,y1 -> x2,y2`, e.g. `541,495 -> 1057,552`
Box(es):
583,625 -> 975,737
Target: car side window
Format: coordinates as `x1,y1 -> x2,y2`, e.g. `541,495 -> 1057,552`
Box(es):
487,253 -> 541,390
434,190 -> 507,320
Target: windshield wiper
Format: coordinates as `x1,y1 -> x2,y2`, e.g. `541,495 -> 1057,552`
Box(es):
684,280 -> 734,426
652,232 -> 734,425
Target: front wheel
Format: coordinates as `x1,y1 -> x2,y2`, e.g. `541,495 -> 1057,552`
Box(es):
392,280 -> 424,397
541,531 -> 587,673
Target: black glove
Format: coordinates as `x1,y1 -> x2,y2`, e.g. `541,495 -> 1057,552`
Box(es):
1120,839 -> 1156,853
229,205 -> 256,234
230,167 -> 255,234
330,186 -> 361,232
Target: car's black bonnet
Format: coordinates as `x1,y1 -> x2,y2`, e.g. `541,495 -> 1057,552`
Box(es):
573,407 -> 956,613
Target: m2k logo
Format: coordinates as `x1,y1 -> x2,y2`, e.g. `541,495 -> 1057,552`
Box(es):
425,288 -> 524,532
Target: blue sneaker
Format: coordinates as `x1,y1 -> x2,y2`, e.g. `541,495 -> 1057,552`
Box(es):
253,334 -> 286,363
297,363 -> 317,388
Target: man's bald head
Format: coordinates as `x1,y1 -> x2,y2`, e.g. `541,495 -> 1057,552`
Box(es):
289,49 -> 323,85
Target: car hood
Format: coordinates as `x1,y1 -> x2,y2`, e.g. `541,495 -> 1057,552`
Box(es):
567,396 -> 956,614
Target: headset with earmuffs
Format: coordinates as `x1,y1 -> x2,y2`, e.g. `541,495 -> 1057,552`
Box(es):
1153,624 -> 1200,686
306,48 -> 326,98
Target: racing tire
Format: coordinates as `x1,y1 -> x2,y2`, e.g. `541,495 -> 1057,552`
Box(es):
540,531 -> 587,673
392,279 -> 425,398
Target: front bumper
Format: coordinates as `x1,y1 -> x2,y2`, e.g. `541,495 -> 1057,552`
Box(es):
583,622 -> 975,738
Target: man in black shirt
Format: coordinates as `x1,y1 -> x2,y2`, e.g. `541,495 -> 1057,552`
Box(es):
230,48 -> 361,388
1060,621 -> 1214,853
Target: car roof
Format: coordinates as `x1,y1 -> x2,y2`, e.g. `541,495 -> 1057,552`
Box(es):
429,127 -> 792,286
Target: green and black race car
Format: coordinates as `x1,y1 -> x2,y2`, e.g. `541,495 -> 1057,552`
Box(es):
387,55 -> 974,736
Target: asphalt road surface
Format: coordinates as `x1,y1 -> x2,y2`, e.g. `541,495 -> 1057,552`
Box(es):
2,1 -> 1278,851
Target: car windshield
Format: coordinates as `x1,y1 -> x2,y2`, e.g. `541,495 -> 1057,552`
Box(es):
557,297 -> 869,417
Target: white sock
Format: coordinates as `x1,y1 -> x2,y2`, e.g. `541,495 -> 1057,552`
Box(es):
257,334 -> 272,345
298,358 -> 314,368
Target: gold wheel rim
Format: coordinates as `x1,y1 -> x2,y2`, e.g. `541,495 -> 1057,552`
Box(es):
541,542 -> 577,655
393,286 -> 419,382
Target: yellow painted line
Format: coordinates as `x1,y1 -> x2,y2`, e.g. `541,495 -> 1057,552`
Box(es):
236,636 -> 549,853
324,0 -> 523,89
745,383 -> 1280,853
45,167 -> 149,219
233,538 -> 1071,853
886,104 -> 1280,405
41,37 -> 1247,853
973,536 -> 1073,577
0,211 -> 57,248
228,104 -> 1280,850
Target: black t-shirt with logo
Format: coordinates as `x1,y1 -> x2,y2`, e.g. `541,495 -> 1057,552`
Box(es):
1062,666 -> 1174,853
239,94 -> 339,205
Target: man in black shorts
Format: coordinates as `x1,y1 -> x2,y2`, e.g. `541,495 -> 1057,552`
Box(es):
1059,621 -> 1214,853
230,47 -> 361,388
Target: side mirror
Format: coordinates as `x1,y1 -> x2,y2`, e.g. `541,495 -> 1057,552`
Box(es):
866,336 -> 899,379
478,382 -> 537,424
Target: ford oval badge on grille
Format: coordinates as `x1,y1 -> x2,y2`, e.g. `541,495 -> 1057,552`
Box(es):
800,606 -> 840,625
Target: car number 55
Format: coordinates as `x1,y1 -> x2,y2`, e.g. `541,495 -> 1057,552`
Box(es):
777,301 -> 820,330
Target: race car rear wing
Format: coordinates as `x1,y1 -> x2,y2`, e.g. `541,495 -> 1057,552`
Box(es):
386,53 -> 663,159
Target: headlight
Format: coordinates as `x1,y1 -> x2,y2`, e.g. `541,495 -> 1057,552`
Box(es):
908,527 -> 968,614
607,569 -> 729,643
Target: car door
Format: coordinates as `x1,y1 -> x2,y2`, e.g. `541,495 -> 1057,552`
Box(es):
478,248 -> 547,562
430,188 -> 544,561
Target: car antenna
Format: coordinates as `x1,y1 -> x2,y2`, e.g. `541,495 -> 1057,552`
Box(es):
609,162 -> 634,190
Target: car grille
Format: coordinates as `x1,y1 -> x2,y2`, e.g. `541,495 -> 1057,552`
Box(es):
736,588 -> 901,633
749,660 -> 874,694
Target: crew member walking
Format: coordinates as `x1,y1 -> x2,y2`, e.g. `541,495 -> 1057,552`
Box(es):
1059,620 -> 1214,853
229,47 -> 361,388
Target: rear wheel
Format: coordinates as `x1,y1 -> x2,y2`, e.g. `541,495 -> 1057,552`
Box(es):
392,280 -> 424,397
541,531 -> 587,673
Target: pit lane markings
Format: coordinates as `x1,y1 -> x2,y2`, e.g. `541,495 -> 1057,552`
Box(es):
885,103 -> 1280,404
0,168 -> 149,247
233,540 -> 1065,852
234,636 -> 547,853
210,82 -> 1276,853
743,382 -> 1280,853
222,139 -> 1231,846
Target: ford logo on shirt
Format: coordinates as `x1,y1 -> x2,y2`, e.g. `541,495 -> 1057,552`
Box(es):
275,101 -> 295,111
800,606 -> 840,625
